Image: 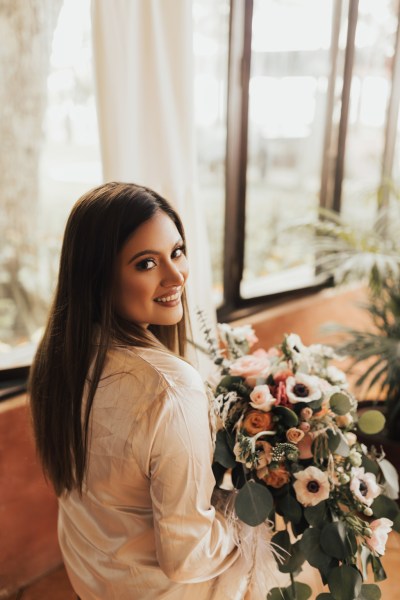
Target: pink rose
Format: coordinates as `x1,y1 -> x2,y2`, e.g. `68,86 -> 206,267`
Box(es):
249,385 -> 276,412
229,349 -> 271,383
286,427 -> 305,444
299,421 -> 310,433
366,518 -> 393,555
300,407 -> 313,421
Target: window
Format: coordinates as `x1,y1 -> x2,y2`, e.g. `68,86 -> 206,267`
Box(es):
0,0 -> 101,370
216,0 -> 400,320
2,0 -> 400,370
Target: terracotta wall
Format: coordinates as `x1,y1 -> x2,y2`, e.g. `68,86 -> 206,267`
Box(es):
0,396 -> 61,598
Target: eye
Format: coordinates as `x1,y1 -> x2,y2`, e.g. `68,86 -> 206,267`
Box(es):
172,245 -> 185,259
135,258 -> 157,271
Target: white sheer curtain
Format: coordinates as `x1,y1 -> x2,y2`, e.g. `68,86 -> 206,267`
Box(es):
91,0 -> 216,372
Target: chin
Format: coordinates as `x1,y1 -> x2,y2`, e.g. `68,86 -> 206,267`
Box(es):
153,305 -> 184,326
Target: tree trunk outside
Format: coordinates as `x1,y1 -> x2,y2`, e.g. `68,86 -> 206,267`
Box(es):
0,0 -> 63,343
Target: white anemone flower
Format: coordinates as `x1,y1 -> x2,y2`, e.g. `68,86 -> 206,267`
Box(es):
293,466 -> 330,506
286,373 -> 322,404
350,467 -> 381,506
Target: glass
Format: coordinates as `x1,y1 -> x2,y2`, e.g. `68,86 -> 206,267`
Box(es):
192,0 -> 230,306
242,0 -> 335,298
0,0 -> 101,368
341,0 -> 398,224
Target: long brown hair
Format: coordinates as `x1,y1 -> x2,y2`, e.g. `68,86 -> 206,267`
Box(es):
29,182 -> 189,496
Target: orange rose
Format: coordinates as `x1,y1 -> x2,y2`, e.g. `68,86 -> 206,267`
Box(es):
297,433 -> 315,459
264,465 -> 290,488
286,427 -> 305,444
242,410 -> 275,435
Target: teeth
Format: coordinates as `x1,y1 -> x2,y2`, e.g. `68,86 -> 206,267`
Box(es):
155,292 -> 180,303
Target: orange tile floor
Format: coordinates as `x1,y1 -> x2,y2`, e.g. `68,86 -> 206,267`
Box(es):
6,531 -> 400,599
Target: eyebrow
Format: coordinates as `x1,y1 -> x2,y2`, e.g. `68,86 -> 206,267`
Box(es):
128,239 -> 183,264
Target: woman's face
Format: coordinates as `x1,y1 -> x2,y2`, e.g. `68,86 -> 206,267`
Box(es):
113,211 -> 189,327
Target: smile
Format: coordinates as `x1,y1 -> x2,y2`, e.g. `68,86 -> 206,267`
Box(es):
154,290 -> 182,303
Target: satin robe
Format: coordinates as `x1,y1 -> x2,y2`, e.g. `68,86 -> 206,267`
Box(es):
58,345 -> 245,599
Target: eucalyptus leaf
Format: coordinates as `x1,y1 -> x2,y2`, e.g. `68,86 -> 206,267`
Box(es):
279,540 -> 305,574
329,392 -> 352,415
234,480 -> 273,526
216,375 -> 247,396
361,454 -> 380,476
357,583 -> 381,600
212,462 -> 227,487
371,494 -> 400,520
321,521 -> 354,560
299,527 -> 333,571
304,501 -> 327,527
358,410 -> 386,435
274,405 -> 299,427
276,493 -> 303,524
327,565 -> 362,600
327,429 -> 350,457
370,555 -> 387,582
392,511 -> 400,533
267,583 -> 312,600
214,430 -> 237,469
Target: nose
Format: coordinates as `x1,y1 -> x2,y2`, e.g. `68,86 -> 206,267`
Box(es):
161,261 -> 186,288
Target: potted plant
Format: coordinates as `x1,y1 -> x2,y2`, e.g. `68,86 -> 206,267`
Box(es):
292,196 -> 400,444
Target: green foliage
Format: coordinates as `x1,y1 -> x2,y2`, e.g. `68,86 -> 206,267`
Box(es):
214,430 -> 236,468
330,392 -> 352,415
234,480 -> 273,526
267,582 -> 312,600
357,584 -> 382,600
371,494 -> 400,521
336,280 -> 400,436
327,565 -> 362,600
304,501 -> 328,527
357,410 -> 386,434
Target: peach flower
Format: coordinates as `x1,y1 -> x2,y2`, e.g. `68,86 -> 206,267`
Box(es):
229,349 -> 271,381
296,433 -> 314,459
242,410 -> 275,436
286,427 -> 305,444
249,385 -> 276,412
300,407 -> 313,420
263,465 -> 290,488
366,518 -> 393,556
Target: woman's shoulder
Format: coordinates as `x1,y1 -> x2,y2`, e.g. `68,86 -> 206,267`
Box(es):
105,345 -> 204,393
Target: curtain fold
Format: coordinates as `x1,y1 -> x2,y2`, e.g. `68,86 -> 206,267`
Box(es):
91,0 -> 216,373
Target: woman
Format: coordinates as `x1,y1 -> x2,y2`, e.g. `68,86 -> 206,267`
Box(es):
29,182 -> 248,600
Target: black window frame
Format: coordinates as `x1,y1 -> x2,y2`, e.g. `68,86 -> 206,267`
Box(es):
217,0 -> 400,323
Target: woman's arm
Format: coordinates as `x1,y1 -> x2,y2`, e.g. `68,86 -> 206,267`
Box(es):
148,384 -> 240,584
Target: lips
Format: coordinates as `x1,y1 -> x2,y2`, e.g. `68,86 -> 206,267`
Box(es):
154,288 -> 182,303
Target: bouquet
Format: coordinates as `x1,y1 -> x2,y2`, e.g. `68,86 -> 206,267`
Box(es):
203,320 -> 400,600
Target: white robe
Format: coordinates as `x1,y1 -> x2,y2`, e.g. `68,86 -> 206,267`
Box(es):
58,344 -> 253,599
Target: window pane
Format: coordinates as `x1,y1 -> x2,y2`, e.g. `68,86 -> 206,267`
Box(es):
0,0 -> 101,368
341,0 -> 398,224
193,0 -> 229,306
242,0 -> 335,298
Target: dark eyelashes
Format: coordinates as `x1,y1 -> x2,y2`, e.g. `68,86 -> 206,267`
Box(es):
135,245 -> 186,271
